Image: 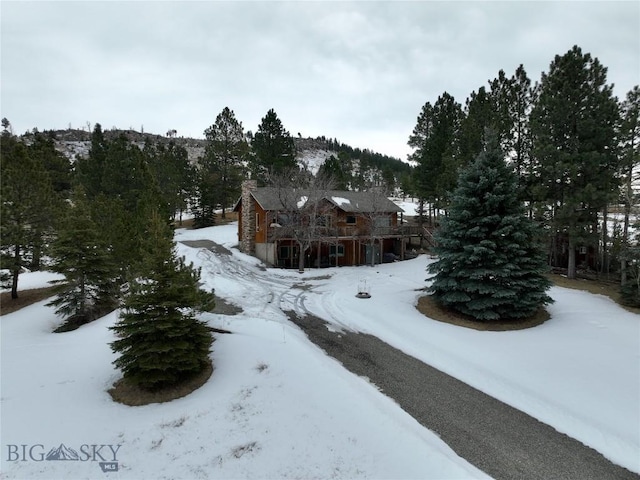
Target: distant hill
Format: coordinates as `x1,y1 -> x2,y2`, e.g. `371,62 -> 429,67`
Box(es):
292,136 -> 410,176
28,129 -> 412,183
30,128 -> 207,164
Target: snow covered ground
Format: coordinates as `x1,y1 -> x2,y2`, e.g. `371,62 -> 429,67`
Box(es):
1,226 -> 487,479
1,222 -> 638,479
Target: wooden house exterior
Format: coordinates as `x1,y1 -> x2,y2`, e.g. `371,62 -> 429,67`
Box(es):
234,181 -> 409,269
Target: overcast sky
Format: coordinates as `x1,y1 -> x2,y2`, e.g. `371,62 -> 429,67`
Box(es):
1,1 -> 638,160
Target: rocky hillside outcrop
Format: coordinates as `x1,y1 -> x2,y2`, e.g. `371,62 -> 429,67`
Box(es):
42,128 -> 206,164
44,128 -> 340,170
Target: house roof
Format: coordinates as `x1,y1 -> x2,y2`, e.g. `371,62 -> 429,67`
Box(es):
235,188 -> 404,214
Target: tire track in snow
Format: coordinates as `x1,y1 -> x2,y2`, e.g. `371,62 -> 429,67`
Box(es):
181,240 -> 311,319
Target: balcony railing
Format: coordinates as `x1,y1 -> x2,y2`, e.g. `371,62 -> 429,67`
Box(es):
268,223 -> 429,240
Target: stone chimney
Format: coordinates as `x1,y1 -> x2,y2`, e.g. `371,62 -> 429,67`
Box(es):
240,180 -> 257,254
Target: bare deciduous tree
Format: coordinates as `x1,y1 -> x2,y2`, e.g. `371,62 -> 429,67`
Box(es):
268,170 -> 335,272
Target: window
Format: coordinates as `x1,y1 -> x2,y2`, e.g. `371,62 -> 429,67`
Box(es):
345,215 -> 356,225
374,216 -> 391,228
330,244 -> 345,257
256,213 -> 260,231
279,246 -> 290,259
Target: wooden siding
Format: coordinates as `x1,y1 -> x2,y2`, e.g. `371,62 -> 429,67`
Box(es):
255,202 -> 268,244
238,195 -> 407,268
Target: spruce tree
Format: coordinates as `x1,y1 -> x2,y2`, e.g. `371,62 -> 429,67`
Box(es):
110,211 -> 214,390
47,188 -> 119,325
427,133 -> 553,321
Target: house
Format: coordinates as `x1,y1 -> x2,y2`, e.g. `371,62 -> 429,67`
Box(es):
233,180 -> 408,269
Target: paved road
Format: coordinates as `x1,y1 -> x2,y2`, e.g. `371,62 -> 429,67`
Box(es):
287,311 -> 639,480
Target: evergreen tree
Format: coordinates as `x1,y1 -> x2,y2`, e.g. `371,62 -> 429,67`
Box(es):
75,129 -> 165,279
2,117 -> 12,134
0,131 -> 54,298
427,133 -> 553,321
487,69 -> 517,151
28,131 -> 72,197
144,140 -> 193,223
458,86 -> 495,166
110,211 -> 214,390
509,66 -> 535,206
195,107 -> 249,226
408,100 -> 434,207
250,109 -> 297,184
620,220 -> 640,307
191,164 -> 219,229
75,123 -> 108,198
101,134 -> 155,211
408,92 -> 462,218
47,188 -> 119,323
317,154 -> 350,190
530,45 -> 619,279
25,131 -> 71,269
619,86 -> 640,285
486,66 -> 536,210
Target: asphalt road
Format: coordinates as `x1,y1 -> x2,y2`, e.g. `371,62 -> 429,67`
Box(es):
287,311 -> 639,480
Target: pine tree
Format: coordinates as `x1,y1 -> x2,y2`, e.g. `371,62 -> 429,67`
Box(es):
202,107 -> 249,219
110,211 -> 214,391
620,221 -> 640,307
427,132 -> 553,321
619,86 -> 640,286
458,86 -> 495,166
408,92 -> 462,219
250,109 -> 297,184
76,130 -> 165,279
0,131 -> 54,298
47,188 -> 119,325
317,154 -> 350,190
28,131 -> 72,197
25,131 -> 71,270
75,123 -> 108,198
530,45 -> 619,278
144,140 -> 193,223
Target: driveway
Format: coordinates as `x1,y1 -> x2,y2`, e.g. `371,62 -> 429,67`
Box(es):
287,311 -> 638,480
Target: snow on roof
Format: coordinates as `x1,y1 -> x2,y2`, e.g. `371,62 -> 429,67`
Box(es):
331,196 -> 351,207
241,187 -> 404,213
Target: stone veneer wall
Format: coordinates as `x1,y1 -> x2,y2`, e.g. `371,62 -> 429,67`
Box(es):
240,180 -> 257,254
